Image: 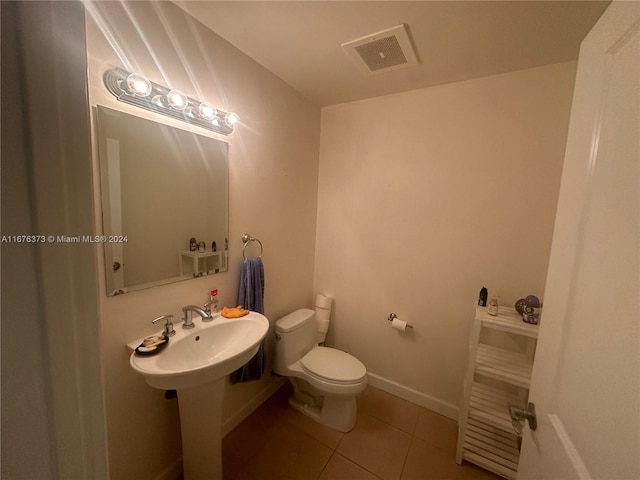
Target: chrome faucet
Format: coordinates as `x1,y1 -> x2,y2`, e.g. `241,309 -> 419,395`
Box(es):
181,304 -> 213,329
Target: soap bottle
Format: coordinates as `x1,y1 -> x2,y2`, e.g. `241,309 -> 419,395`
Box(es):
209,289 -> 219,313
488,296 -> 499,316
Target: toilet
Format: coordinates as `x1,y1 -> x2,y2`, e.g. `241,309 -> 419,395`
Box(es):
273,308 -> 367,432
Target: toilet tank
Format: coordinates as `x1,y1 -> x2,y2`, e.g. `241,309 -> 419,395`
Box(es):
273,308 -> 317,374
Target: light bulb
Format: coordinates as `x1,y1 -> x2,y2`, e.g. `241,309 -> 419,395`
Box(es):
225,112 -> 239,126
166,90 -> 187,110
125,73 -> 152,97
198,103 -> 216,120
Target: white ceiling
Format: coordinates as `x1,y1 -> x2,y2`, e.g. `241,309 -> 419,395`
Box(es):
174,1 -> 610,107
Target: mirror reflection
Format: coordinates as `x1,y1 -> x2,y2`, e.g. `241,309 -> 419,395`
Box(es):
96,106 -> 229,296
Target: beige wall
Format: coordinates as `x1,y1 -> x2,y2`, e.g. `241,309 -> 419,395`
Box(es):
315,62 -> 576,415
85,2 -> 320,478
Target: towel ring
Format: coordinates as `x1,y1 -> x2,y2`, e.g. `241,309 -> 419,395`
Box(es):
242,233 -> 263,259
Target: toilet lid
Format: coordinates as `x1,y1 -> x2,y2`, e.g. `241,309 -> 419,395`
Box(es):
301,347 -> 366,383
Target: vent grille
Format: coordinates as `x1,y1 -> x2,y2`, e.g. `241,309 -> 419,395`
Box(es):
342,24 -> 419,75
354,35 -> 407,71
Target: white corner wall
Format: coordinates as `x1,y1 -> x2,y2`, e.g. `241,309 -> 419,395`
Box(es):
2,2 -> 109,477
314,62 -> 577,415
85,2 -> 320,478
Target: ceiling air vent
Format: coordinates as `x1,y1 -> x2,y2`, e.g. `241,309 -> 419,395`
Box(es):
342,24 -> 419,75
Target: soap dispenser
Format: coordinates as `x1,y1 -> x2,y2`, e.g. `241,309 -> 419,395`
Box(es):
209,289 -> 219,313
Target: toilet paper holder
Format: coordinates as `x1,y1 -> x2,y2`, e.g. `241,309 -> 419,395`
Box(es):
388,313 -> 414,329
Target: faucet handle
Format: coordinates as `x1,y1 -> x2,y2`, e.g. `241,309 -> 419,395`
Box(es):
152,314 -> 175,337
203,301 -> 218,320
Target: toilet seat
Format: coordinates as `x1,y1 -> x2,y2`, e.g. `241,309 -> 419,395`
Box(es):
301,347 -> 366,384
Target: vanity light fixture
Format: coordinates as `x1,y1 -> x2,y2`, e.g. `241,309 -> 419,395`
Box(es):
103,67 -> 239,135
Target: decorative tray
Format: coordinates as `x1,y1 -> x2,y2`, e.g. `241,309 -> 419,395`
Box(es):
134,335 -> 169,356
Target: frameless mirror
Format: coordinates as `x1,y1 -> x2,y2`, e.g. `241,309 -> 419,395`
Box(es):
95,105 -> 229,296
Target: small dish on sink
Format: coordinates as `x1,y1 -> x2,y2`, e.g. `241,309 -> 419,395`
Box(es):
135,334 -> 169,356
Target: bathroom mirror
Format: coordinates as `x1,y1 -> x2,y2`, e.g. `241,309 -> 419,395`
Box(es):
95,105 -> 229,296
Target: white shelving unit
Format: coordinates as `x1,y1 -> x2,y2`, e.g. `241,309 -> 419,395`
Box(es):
456,305 -> 539,479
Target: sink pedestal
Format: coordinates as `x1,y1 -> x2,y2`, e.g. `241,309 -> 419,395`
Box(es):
129,313 -> 269,479
177,378 -> 225,480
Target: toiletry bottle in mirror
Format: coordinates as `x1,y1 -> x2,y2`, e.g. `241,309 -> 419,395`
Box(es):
488,296 -> 499,316
212,241 -> 217,252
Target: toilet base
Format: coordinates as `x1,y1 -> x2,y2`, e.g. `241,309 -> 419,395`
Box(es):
287,384 -> 358,432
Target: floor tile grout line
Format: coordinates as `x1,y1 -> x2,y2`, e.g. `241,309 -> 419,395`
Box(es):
315,450 -> 336,480
360,411 -> 415,439
280,414 -> 339,452
360,387 -> 425,437
365,410 -> 420,436
398,434 -> 420,480
316,450 -> 336,480
339,411 -> 414,480
335,451 -> 387,480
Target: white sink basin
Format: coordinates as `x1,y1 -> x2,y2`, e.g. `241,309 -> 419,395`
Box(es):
130,311 -> 269,390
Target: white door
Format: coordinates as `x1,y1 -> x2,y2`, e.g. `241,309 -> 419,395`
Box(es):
518,2 -> 639,479
106,138 -> 126,292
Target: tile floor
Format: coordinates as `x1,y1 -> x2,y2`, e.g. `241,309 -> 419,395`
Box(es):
222,383 -> 501,480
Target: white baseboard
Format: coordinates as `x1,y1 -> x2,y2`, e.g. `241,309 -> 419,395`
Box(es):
153,457 -> 183,480
366,372 -> 459,421
221,376 -> 287,437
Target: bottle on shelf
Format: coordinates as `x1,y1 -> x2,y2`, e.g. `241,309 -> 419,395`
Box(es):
478,287 -> 488,306
488,295 -> 499,316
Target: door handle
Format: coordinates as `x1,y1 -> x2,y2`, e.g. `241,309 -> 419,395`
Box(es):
509,402 -> 537,434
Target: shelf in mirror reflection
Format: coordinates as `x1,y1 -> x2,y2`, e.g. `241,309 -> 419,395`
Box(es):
178,249 -> 228,277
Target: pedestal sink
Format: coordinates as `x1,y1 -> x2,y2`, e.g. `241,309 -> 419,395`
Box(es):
130,311 -> 269,480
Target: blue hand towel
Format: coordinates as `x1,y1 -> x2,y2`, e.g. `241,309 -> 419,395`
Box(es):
238,258 -> 264,315
230,257 -> 265,383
